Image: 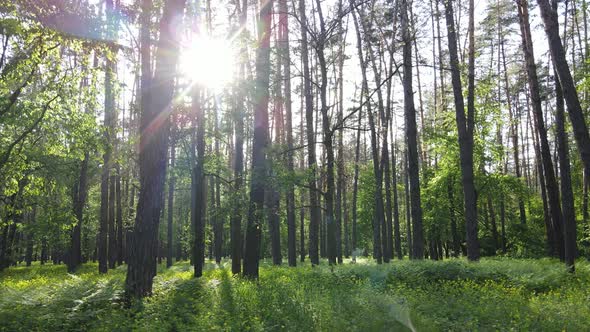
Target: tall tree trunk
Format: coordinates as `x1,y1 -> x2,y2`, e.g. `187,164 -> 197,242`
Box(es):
402,0 -> 424,259
99,0 -> 116,274
231,0 -> 247,275
314,0 -> 337,266
214,105 -> 223,265
555,64 -> 577,272
278,0 -> 297,267
243,0 -> 273,278
268,29 -> 282,265
125,0 -> 186,298
335,0 -> 345,264
444,0 -> 479,261
537,0 -> 590,178
500,13 -> 527,225
299,0 -> 320,266
352,3 -> 383,264
391,134 -> 402,260
300,91 -> 306,263
351,101 -> 362,260
192,88 -> 206,277
362,3 -> 393,263
517,0 -> 564,259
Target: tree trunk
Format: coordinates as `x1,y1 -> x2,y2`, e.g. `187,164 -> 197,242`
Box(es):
278,0 -> 296,267
116,165 -> 123,265
500,14 -> 527,225
167,137 -> 176,268
391,136 -> 403,260
68,153 -> 88,272
404,149 -> 413,258
352,3 -> 383,263
231,0 -> 247,275
299,0 -> 320,266
313,0 -> 337,266
192,88 -> 206,277
402,0 -> 424,259
108,173 -> 117,269
555,67 -> 577,272
125,0 -> 186,298
444,0 -> 479,261
537,0 -> 590,178
243,0 -> 273,278
517,0 -> 564,259
447,177 -> 460,257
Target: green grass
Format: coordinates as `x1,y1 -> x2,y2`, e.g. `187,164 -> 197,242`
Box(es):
1,258 -> 588,331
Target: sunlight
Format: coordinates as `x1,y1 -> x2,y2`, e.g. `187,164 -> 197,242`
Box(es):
179,35 -> 235,90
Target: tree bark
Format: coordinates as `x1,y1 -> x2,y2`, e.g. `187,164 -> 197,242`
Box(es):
243,0 -> 273,278
279,0 -> 297,267
444,0 -> 479,261
555,67 -> 577,272
125,0 -> 186,298
299,0 -> 320,266
167,136 -> 176,268
402,0 -> 424,259
108,173 -> 117,269
68,153 -> 88,272
537,0 -> 590,178
517,0 -> 564,259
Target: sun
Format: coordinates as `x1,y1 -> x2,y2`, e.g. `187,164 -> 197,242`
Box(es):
179,35 -> 235,89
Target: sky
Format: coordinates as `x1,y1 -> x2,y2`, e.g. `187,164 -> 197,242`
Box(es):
82,0 -> 558,148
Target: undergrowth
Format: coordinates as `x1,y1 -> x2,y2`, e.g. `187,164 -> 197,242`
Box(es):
1,258 -> 588,331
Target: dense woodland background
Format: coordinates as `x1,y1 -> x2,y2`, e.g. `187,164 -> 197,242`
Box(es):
2,0 -> 590,301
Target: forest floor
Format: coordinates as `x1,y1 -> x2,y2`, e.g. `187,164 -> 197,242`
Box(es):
1,257 -> 589,331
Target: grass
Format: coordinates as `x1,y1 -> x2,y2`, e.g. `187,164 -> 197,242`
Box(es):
1,257 -> 589,331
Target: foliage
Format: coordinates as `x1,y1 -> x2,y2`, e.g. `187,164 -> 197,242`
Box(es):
1,258 -> 589,331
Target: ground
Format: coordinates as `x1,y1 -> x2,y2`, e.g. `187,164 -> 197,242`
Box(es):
1,257 -> 589,331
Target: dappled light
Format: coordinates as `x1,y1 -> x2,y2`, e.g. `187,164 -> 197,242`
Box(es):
3,0 -> 590,329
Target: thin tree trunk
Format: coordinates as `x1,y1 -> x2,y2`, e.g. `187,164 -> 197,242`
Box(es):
404,148 -> 413,258
167,137 -> 176,268
299,0 -> 320,266
313,0 -> 337,266
116,165 -> 123,265
517,0 -> 564,259
402,0 -> 424,259
109,172 -> 117,269
278,0 -> 296,267
352,3 -> 383,264
448,177 -> 460,257
444,0 -> 479,261
554,64 -> 577,272
500,12 -> 527,225
391,134 -> 402,260
537,1 -> 590,177
351,100 -> 362,260
192,88 -> 206,277
231,0 -> 247,275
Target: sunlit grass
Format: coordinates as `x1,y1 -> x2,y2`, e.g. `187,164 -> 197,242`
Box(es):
1,258 -> 589,331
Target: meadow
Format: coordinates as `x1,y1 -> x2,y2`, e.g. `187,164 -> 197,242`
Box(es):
1,258 -> 589,331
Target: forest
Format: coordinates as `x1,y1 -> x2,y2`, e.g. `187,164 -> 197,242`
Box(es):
1,0 -> 590,330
